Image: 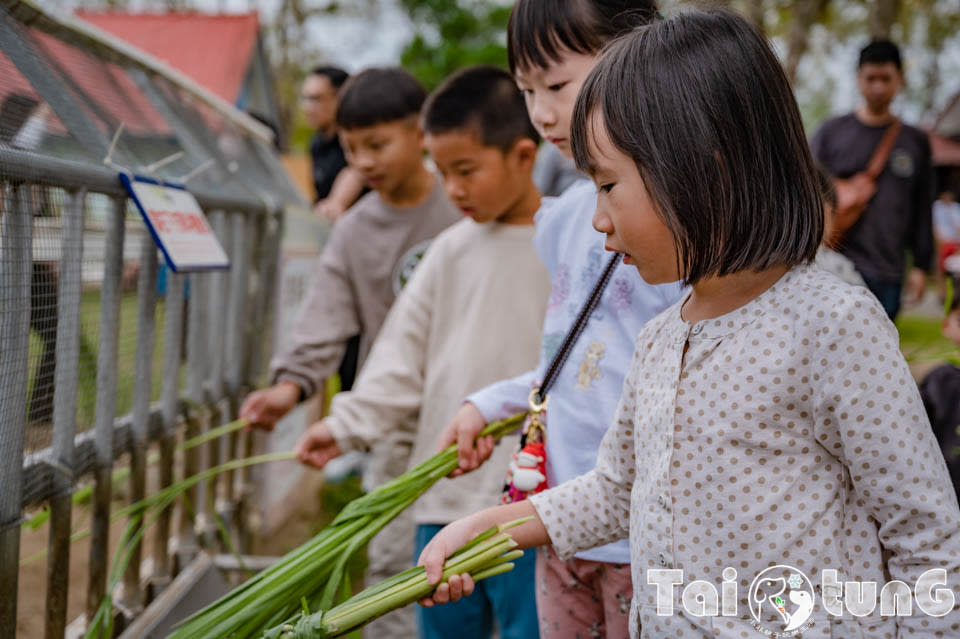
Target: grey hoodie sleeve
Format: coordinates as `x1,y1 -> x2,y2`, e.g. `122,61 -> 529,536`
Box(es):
269,228 -> 359,399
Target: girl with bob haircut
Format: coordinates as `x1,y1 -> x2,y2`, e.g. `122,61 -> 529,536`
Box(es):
438,0 -> 685,635
421,9 -> 960,638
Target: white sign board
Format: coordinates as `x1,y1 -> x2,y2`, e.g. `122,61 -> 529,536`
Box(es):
120,174 -> 230,272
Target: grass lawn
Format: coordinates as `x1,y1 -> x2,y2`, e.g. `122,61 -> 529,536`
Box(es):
897,312 -> 959,373
24,289 -> 173,450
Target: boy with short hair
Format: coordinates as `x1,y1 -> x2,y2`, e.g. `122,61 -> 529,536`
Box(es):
241,66 -> 459,639
295,66 -> 550,639
241,67 -> 458,433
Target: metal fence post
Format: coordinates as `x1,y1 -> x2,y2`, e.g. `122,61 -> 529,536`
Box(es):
44,187 -> 85,639
226,212 -> 250,400
176,263 -> 208,569
219,212 -> 249,537
247,208 -> 282,386
202,210 -> 228,547
120,234 -> 158,616
150,266 -> 184,599
0,184 -> 34,635
238,207 -> 279,553
87,195 -> 125,622
207,211 -> 229,404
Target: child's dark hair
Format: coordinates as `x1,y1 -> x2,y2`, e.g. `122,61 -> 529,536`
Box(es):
310,65 -> 349,90
571,9 -> 822,285
815,163 -> 838,210
421,66 -> 539,151
859,39 -> 902,71
507,0 -> 659,72
336,67 -> 427,130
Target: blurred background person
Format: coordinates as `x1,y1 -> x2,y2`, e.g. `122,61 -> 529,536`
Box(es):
933,186 -> 960,299
811,39 -> 934,321
302,65 -> 365,221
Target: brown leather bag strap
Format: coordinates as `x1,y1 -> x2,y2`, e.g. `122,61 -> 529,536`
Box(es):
864,118 -> 902,180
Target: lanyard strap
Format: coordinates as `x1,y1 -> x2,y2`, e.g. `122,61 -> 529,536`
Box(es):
532,251 -> 621,407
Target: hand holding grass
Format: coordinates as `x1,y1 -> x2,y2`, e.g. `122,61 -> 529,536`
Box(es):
417,501 -> 550,607
295,419 -> 343,469
265,518 -> 532,638
438,402 -> 497,476
240,381 -> 301,430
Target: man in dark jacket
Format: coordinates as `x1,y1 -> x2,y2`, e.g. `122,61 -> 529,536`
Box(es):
812,39 -> 934,320
302,66 -> 364,221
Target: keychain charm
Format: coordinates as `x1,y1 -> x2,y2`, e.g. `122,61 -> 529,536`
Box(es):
502,389 -> 550,503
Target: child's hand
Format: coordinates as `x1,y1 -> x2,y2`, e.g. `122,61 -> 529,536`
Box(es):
239,382 -> 300,431
417,517 -> 479,607
437,402 -> 493,477
419,574 -> 475,607
295,419 -> 343,470
313,198 -> 347,222
419,503 -> 546,607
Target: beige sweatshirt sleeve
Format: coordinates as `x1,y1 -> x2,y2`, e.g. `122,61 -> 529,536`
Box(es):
322,238 -> 437,452
269,227 -> 360,399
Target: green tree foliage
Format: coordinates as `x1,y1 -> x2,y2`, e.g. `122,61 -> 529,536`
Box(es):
672,0 -> 960,127
399,0 -> 512,90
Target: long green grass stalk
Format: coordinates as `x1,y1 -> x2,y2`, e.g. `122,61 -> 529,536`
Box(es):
21,451 -> 293,566
265,518 -> 532,639
81,452 -> 295,639
22,418 -> 250,531
84,491 -> 178,639
165,412 -> 527,639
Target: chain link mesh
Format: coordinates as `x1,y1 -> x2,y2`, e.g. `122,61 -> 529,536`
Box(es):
0,3 -> 303,499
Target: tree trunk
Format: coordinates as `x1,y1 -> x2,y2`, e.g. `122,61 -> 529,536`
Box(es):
870,0 -> 901,38
784,0 -> 829,84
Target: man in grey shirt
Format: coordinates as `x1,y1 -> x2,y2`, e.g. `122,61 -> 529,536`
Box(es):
812,39 -> 933,320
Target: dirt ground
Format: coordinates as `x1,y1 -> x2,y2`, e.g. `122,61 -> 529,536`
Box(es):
17,504 -> 145,637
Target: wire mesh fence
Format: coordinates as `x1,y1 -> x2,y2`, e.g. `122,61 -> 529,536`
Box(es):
0,1 -> 309,636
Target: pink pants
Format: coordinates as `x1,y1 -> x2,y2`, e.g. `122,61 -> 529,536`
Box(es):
535,545 -> 633,639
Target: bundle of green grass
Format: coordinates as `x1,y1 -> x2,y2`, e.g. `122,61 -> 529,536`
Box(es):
263,519 -> 527,639
164,413 -> 525,639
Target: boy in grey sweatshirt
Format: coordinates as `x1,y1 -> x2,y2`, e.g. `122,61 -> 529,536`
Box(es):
240,67 -> 459,639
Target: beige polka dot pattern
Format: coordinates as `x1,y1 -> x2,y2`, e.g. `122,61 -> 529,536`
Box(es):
530,265 -> 960,638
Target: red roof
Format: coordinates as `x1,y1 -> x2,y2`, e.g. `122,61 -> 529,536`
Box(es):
0,25 -> 171,140
75,11 -> 260,104
33,29 -> 170,136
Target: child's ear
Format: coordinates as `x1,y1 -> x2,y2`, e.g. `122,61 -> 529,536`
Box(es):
405,115 -> 425,150
511,138 -> 539,168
